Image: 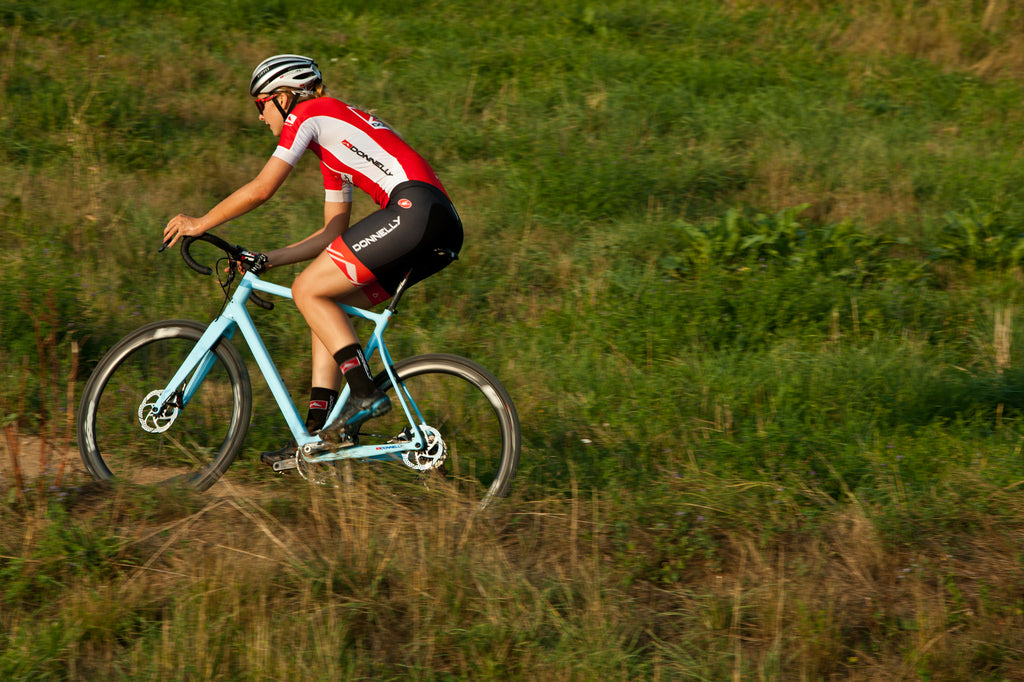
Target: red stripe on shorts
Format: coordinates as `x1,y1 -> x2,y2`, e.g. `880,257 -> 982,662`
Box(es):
327,237 -> 391,303
326,238 -> 374,285
326,238 -> 392,304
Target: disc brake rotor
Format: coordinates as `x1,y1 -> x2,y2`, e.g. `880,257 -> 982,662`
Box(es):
402,425 -> 446,471
138,390 -> 179,433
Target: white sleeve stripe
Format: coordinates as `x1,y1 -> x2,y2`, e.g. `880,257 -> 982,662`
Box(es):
325,187 -> 352,202
272,146 -> 301,166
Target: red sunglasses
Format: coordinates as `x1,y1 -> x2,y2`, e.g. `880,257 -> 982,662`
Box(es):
254,93 -> 278,114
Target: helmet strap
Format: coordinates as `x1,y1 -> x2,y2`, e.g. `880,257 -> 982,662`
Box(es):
284,91 -> 305,118
272,95 -> 290,122
272,91 -> 306,122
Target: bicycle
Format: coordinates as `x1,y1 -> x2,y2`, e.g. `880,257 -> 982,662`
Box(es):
76,233 -> 520,509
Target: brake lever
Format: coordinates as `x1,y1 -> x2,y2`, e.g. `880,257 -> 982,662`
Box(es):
226,259 -> 274,310
221,261 -> 238,288
168,235 -> 275,310
249,292 -> 275,310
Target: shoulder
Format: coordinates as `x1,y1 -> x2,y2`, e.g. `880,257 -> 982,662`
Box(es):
294,96 -> 348,116
309,98 -> 393,131
288,98 -> 361,127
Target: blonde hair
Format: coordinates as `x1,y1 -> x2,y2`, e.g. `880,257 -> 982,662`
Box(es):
290,82 -> 328,102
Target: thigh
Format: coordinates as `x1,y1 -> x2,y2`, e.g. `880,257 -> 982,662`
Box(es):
293,251 -> 365,301
294,252 -> 378,308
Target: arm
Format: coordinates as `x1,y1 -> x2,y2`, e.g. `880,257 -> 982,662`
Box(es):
264,200 -> 352,267
162,156 -> 294,248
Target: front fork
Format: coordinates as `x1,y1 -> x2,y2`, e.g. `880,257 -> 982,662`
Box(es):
140,324 -> 237,431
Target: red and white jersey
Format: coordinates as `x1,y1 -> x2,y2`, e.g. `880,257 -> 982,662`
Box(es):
273,97 -> 446,208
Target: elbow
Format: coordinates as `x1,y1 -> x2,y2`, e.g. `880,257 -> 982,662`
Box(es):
250,183 -> 276,204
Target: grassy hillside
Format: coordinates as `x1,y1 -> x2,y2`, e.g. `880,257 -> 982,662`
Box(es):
6,0 -> 1024,678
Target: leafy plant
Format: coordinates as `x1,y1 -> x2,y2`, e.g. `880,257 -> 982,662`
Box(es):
660,205 -> 902,281
934,200 -> 1024,269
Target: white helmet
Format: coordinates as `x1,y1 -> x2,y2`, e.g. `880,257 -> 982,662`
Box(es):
249,54 -> 322,97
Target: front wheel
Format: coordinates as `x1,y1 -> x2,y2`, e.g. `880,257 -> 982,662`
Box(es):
362,353 -> 520,509
76,320 -> 252,491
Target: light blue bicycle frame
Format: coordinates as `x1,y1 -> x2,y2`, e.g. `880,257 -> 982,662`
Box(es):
149,271 -> 429,464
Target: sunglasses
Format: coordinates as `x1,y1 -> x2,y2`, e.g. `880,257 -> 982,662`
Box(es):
254,92 -> 278,114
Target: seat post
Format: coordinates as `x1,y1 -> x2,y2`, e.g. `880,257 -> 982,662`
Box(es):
386,271 -> 413,314
384,249 -> 458,314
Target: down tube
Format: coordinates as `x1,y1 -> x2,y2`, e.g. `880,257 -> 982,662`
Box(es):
230,307 -> 309,441
156,317 -> 236,410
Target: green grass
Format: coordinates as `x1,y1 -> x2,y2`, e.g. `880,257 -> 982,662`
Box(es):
7,0 -> 1024,677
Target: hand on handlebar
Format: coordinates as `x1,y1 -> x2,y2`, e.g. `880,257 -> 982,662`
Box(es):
236,248 -> 270,275
164,234 -> 276,311
163,214 -> 206,250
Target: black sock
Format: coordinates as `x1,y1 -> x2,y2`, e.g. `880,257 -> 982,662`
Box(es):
333,344 -> 376,398
305,387 -> 338,432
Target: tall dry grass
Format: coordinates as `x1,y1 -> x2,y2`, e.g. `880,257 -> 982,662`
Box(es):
5,456 -> 1024,678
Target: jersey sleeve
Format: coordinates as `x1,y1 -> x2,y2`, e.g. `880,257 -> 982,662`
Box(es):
272,115 -> 310,167
272,143 -> 304,167
321,162 -> 354,203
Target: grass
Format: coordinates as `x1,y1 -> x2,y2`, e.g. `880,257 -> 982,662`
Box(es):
7,0 -> 1024,677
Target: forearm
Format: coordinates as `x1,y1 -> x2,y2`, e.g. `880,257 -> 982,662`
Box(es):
163,157 -> 291,248
265,200 -> 352,267
266,228 -> 337,266
198,183 -> 270,232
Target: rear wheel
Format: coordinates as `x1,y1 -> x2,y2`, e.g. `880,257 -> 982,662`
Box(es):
356,353 -> 520,509
76,320 -> 252,491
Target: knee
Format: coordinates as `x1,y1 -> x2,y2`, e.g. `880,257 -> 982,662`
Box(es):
291,271 -> 315,309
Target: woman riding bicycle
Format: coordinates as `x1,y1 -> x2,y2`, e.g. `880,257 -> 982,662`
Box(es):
162,54 -> 463,468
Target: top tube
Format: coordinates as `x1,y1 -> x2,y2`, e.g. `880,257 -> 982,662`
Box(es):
243,273 -> 382,323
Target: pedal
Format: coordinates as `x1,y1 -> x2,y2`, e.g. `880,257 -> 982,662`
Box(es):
272,458 -> 298,472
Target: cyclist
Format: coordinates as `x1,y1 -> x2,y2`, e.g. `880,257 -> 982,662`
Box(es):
162,54 -> 463,468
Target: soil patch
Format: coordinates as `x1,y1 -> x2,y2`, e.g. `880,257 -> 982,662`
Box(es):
1,433 -> 272,501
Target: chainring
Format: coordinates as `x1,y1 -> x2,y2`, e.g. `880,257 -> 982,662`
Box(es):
295,452 -> 343,486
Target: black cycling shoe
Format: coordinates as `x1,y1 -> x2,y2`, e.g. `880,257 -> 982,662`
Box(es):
260,440 -> 298,470
319,390 -> 391,443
